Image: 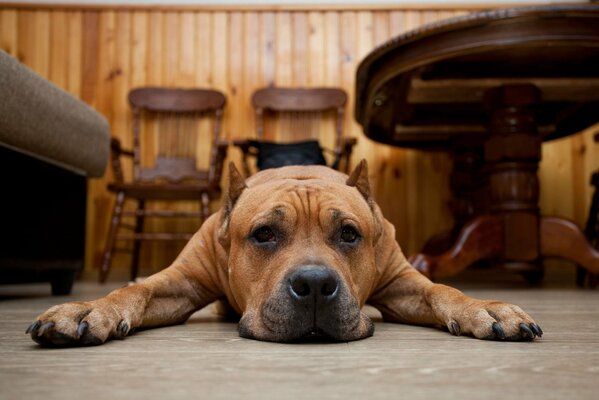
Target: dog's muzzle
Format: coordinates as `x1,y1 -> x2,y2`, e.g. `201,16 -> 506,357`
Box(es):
288,265 -> 339,309
239,265 -> 374,342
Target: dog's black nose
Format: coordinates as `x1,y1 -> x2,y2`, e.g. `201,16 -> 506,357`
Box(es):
288,266 -> 339,302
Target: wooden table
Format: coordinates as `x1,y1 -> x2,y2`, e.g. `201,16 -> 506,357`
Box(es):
354,4 -> 599,282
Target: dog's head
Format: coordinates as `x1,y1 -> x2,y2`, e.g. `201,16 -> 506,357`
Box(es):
218,161 -> 383,342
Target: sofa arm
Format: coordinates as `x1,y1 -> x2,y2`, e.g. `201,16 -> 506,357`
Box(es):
0,50 -> 110,177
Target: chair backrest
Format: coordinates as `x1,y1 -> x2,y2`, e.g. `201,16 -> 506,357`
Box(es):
128,87 -> 226,184
251,87 -> 347,155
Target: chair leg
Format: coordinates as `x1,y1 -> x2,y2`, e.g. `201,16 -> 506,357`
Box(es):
201,192 -> 211,223
130,200 -> 145,282
100,191 -> 125,283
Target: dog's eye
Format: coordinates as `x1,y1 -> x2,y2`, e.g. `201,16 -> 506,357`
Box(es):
340,226 -> 360,243
253,226 -> 276,243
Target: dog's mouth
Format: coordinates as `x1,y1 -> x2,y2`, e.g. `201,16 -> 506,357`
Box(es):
236,265 -> 375,343
292,328 -> 336,343
239,310 -> 374,343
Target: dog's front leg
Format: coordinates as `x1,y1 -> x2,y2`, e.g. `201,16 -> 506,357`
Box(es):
26,224 -> 223,347
369,258 -> 543,341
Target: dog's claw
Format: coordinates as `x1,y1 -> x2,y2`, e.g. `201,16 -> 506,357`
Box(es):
37,322 -> 55,337
117,320 -> 129,338
519,323 -> 534,339
448,320 -> 461,336
77,321 -> 89,338
531,324 -> 543,337
26,321 -> 41,334
491,322 -> 506,340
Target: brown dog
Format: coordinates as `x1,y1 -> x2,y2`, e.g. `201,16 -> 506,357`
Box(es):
26,161 -> 542,346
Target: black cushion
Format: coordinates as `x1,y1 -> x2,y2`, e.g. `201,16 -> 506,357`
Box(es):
250,139 -> 327,170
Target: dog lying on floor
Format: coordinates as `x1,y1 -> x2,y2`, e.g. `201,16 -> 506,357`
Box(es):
27,161 -> 542,346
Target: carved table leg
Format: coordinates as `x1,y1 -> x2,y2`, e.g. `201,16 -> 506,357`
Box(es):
422,139 -> 486,255
540,216 -> 599,274
410,84 -> 545,280
484,84 -> 543,277
410,215 -> 503,278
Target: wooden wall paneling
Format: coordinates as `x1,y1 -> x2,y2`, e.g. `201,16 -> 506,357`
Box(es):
130,11 -> 147,88
584,125 -> 599,218
275,11 -> 292,88
147,11 -> 162,86
155,12 -> 181,271
113,11 -> 131,152
188,13 -> 212,170
228,11 -> 245,170
306,11 -> 333,157
579,126 -> 599,225
179,11 -> 196,85
388,10 -> 404,36
35,11 -> 51,79
291,12 -> 320,144
241,11 -> 259,145
307,11 -> 325,87
322,11 -> 342,167
96,11 -> 116,123
211,9 -> 229,196
212,12 -> 228,92
195,12 -> 212,87
339,10 -> 358,167
570,133 -> 591,226
539,137 -> 575,219
115,11 -> 138,259
259,11 -> 276,140
291,12 -> 308,87
0,9 -> 18,55
228,11 -> 244,141
66,11 -> 82,96
80,11 -> 104,273
17,11 -> 49,78
274,12 -> 292,143
162,12 -> 179,87
260,11 -> 275,90
310,11 -> 335,155
323,11 -> 340,87
49,11 -> 67,89
80,11 -> 99,106
2,6 -> 595,278
354,11 -> 380,201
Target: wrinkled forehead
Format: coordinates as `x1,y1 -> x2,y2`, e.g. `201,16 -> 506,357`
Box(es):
231,177 -> 372,227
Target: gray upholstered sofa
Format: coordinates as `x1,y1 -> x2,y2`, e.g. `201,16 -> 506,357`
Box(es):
0,50 -> 110,294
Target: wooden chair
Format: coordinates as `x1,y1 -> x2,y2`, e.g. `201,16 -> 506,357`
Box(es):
234,87 -> 356,176
99,87 -> 228,283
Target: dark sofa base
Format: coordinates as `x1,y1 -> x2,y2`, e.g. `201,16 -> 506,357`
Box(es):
0,146 -> 86,296
0,260 -> 80,295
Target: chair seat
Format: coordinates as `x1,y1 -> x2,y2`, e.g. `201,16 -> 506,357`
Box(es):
107,182 -> 220,201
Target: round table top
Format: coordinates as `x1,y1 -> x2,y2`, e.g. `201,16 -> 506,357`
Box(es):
354,4 -> 599,150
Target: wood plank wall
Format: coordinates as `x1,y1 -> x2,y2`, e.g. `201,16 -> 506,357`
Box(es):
1,4 -> 597,279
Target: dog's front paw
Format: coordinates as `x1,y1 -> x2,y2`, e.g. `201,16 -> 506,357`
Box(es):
26,301 -> 130,347
447,301 -> 543,341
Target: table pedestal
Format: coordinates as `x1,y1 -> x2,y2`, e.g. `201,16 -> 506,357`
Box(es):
410,84 -> 599,280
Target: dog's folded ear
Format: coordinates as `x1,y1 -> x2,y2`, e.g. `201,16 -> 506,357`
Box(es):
346,159 -> 371,203
224,162 -> 247,214
219,163 -> 248,246
347,159 -> 384,242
